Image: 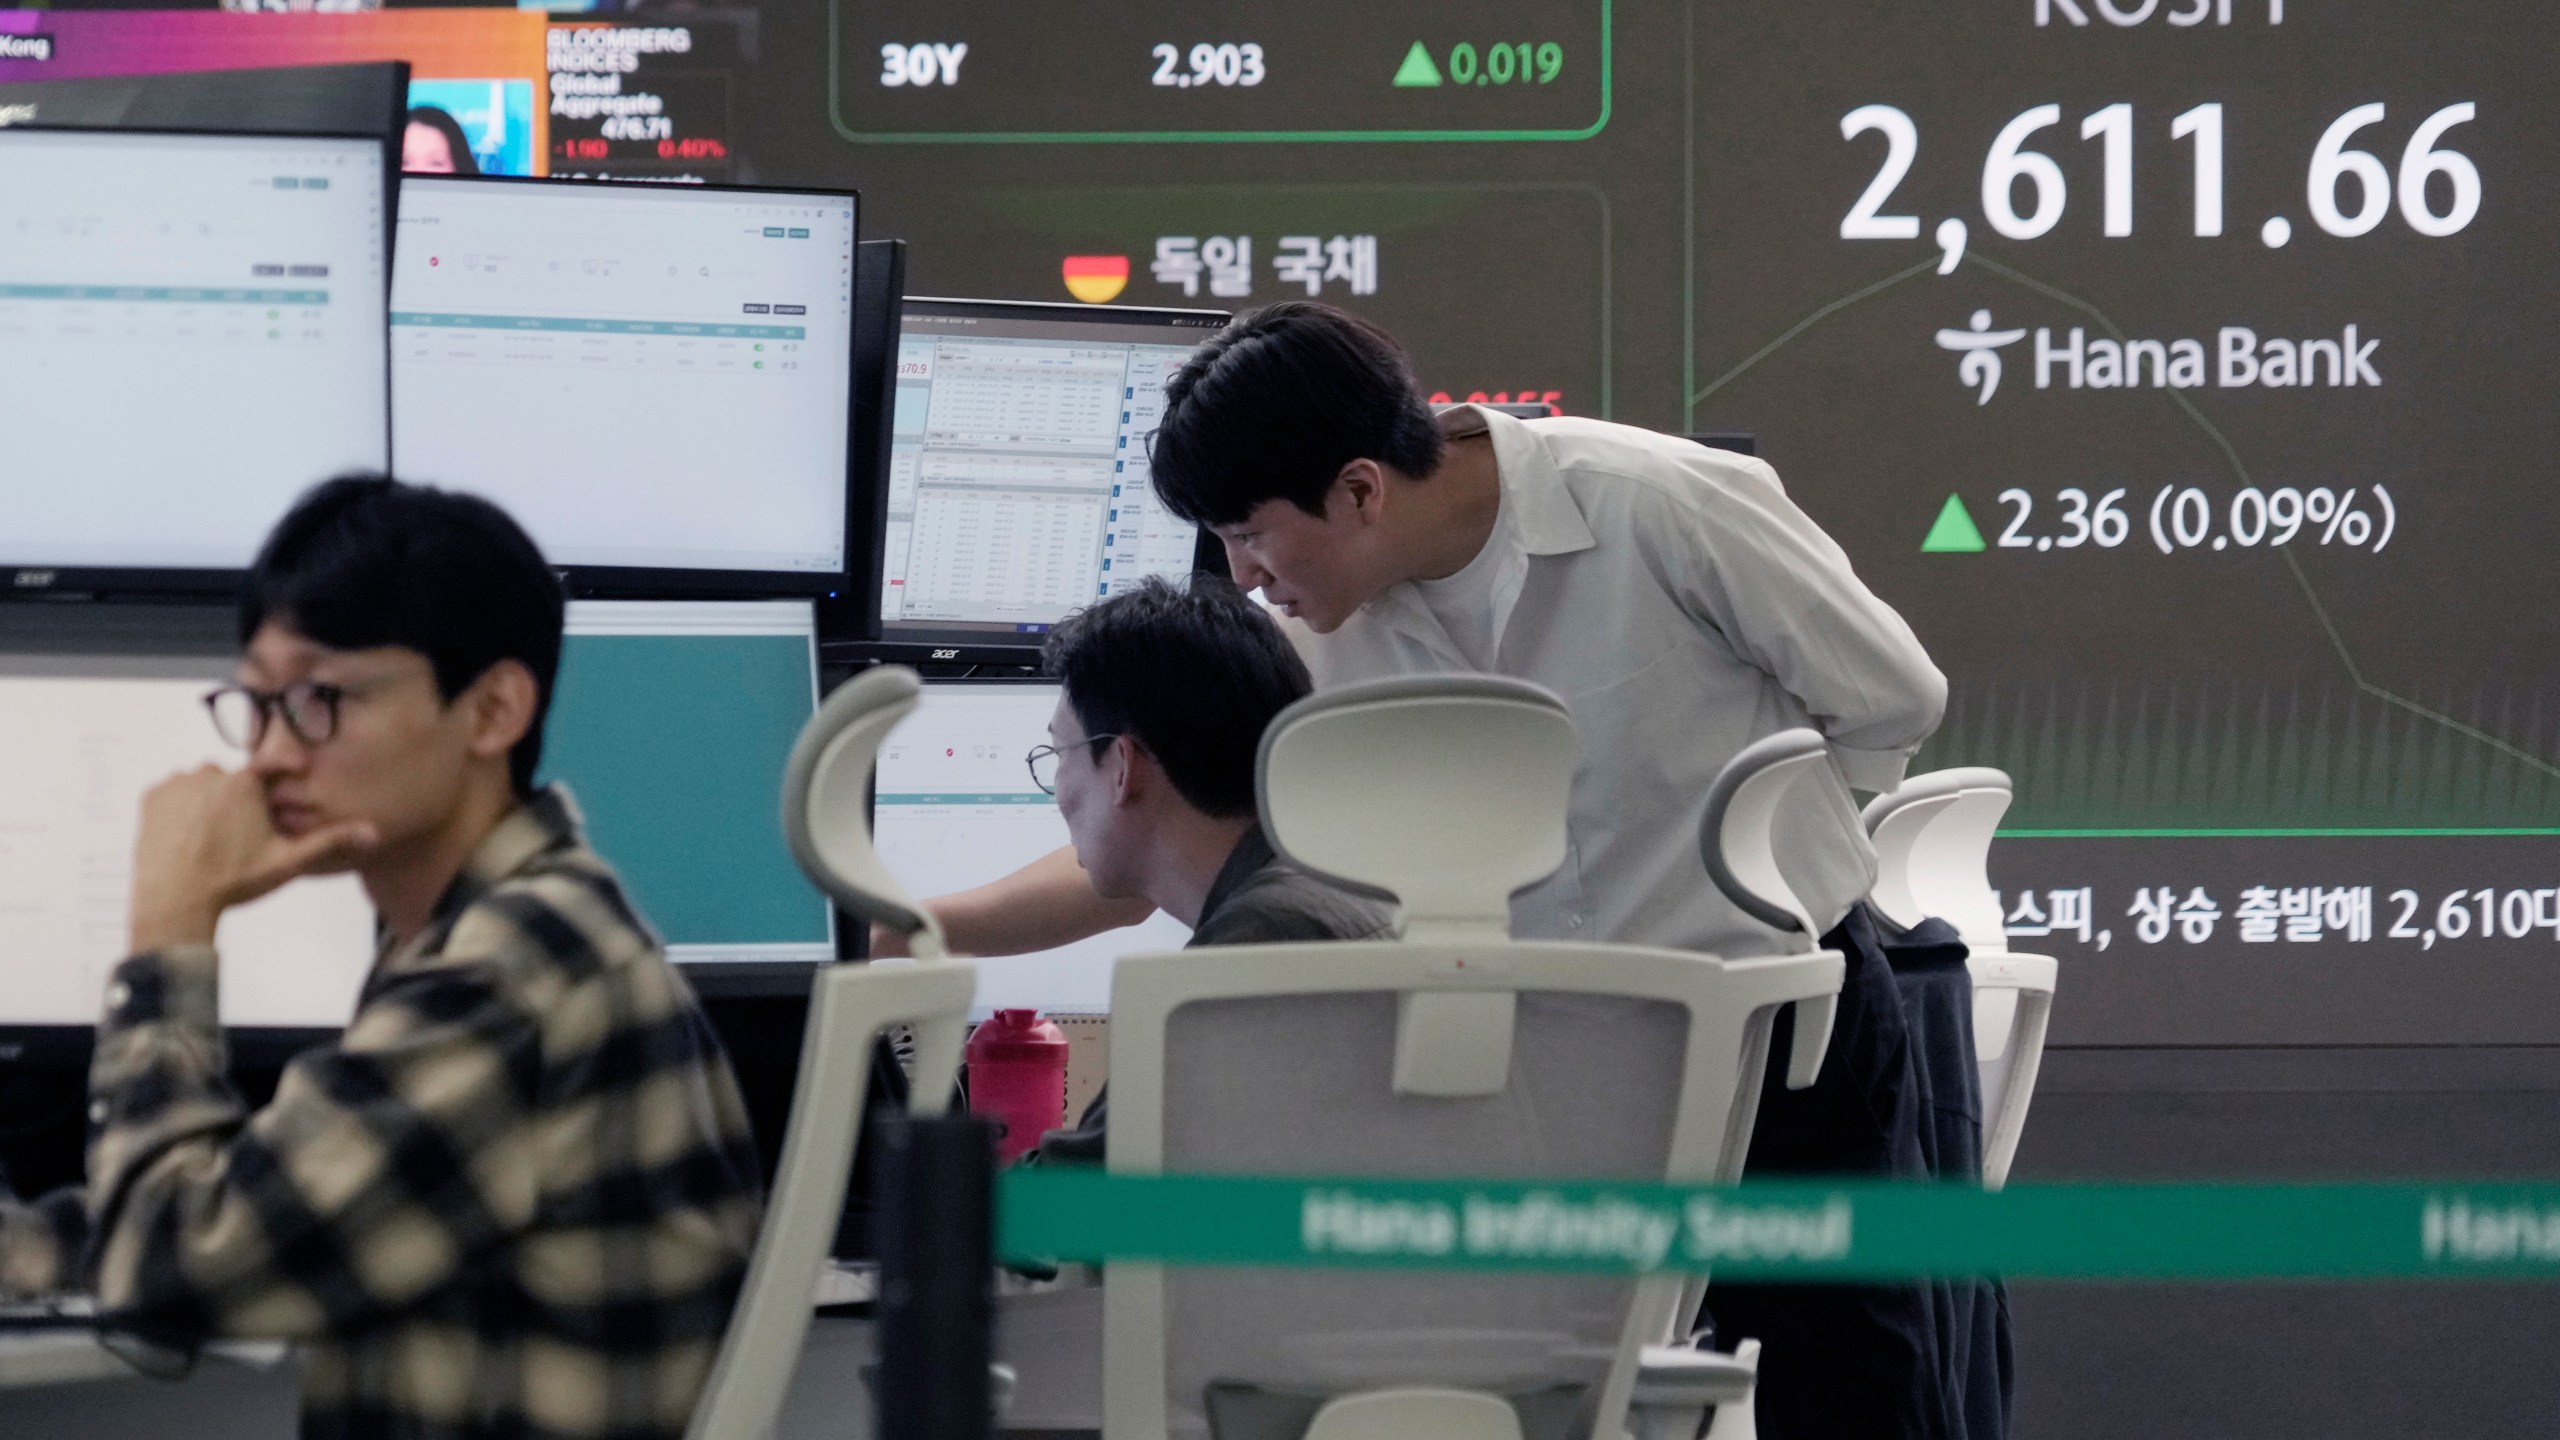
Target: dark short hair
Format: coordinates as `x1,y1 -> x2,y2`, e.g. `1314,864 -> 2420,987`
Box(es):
1148,301 -> 1447,527
1042,576 -> 1312,819
242,475 -> 564,796
404,106 -> 481,176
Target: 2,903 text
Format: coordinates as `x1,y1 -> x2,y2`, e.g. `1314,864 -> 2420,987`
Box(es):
1152,43 -> 1266,89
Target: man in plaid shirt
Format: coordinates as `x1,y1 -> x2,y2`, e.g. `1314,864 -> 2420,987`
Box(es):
0,477 -> 763,1439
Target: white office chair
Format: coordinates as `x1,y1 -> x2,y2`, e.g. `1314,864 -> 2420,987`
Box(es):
686,665 -> 978,1440
1101,676 -> 1847,1440
1861,767 -> 2057,1191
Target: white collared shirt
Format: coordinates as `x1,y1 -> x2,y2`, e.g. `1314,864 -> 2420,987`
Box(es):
1278,406 -> 1947,958
1411,486 -> 1512,669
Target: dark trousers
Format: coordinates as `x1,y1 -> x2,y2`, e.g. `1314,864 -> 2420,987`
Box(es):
1705,905 -> 1949,1440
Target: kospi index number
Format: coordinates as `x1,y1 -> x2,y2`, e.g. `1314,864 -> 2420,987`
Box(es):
828,0 -> 1608,143
1840,100 -> 2481,265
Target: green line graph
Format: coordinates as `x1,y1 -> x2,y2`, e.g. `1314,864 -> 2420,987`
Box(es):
1687,253 -> 2560,836
1915,676 -> 2560,833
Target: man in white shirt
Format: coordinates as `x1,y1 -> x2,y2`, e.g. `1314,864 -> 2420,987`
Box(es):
898,300 -> 1945,963
890,302 -> 1956,1440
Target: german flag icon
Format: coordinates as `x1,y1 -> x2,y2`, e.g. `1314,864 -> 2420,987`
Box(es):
1062,255 -> 1129,304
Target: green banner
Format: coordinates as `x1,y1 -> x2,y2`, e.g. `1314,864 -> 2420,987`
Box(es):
996,1171 -> 2560,1281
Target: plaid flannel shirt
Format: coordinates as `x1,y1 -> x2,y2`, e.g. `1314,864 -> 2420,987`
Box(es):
0,787 -> 764,1440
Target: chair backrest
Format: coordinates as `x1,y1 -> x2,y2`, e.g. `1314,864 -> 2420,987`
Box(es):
1104,679 -> 1845,1440
780,665 -> 949,957
1701,729 -> 1837,943
1964,950 -> 2054,1191
1860,766 -> 2008,950
1694,730 -> 1850,1091
689,665 -> 975,1440
1860,768 -> 2057,1190
1258,674 -> 1577,946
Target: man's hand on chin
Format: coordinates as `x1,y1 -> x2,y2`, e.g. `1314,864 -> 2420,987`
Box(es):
127,766 -> 380,955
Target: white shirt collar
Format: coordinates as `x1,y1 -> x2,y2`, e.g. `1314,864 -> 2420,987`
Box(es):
1356,406 -> 1599,652
1440,405 -> 1597,560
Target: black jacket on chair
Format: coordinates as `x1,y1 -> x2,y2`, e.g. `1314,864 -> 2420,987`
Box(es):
1705,902 -> 1951,1440
1879,914 -> 2016,1440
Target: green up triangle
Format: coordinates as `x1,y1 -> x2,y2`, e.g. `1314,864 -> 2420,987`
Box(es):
1392,41 -> 1443,87
1921,493 -> 1987,552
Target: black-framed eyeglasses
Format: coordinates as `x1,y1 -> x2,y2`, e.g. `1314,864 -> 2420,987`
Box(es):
1025,733 -> 1123,795
203,680 -> 380,751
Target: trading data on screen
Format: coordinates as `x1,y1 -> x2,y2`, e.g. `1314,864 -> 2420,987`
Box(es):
0,129 -> 388,572
392,180 -> 856,578
880,311 -> 1203,637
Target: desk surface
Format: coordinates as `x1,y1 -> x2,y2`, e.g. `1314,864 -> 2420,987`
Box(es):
0,1317 -> 289,1392
0,1329 -> 134,1390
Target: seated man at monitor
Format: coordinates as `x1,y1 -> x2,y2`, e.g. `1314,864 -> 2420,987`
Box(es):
0,478 -> 762,1440
1023,577 -> 1394,1163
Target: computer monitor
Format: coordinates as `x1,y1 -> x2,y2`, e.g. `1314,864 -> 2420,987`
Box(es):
0,62 -> 408,146
0,127 -> 390,594
0,600 -> 831,1050
863,298 -> 1229,663
543,600 -> 836,973
389,178 -> 859,595
0,660 -> 377,1036
823,237 -> 905,645
871,679 -> 1193,1016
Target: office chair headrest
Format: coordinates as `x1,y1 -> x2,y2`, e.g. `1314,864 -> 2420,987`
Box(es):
1257,674 -> 1578,942
1858,766 -> 2013,832
1697,728 -> 1841,945
780,664 -> 945,956
1861,766 -> 2012,950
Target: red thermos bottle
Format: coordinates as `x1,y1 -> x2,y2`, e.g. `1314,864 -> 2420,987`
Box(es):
966,1009 -> 1069,1164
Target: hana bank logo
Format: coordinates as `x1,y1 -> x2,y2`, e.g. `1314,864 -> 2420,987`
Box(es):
1936,308 -> 2380,403
1934,309 -> 2027,405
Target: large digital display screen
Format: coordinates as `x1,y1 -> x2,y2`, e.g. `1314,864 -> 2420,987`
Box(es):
0,11 -> 550,174
3,2 -> 2551,1045
1692,2 -> 2558,1046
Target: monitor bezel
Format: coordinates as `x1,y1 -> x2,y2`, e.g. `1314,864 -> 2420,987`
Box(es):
821,239 -> 907,648
852,296 -> 1229,664
388,172 -> 864,601
0,123 -> 396,604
